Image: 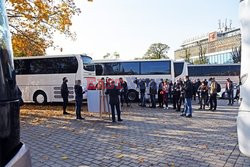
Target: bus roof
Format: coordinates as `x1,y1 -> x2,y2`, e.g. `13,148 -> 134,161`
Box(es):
93,59 -> 172,63
188,63 -> 240,67
14,54 -> 91,60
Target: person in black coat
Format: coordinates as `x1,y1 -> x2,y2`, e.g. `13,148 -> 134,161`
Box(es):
61,77 -> 70,115
74,80 -> 86,119
172,82 -> 177,110
105,81 -> 122,123
158,79 -> 164,108
138,79 -> 146,107
149,79 -> 157,108
175,80 -> 183,112
119,77 -> 129,107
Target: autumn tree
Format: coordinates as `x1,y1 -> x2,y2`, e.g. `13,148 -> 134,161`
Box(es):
6,0 -> 82,57
143,43 -> 170,59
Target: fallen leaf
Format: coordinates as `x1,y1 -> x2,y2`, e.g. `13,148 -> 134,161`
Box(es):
61,156 -> 68,160
138,157 -> 144,163
116,154 -> 124,159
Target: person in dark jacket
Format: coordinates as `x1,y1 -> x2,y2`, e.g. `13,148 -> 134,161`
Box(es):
198,81 -> 208,110
74,80 -> 86,119
177,79 -> 184,112
168,81 -> 173,102
149,79 -> 157,108
119,77 -> 129,107
226,78 -> 234,105
139,79 -> 146,107
195,79 -> 201,103
181,76 -> 193,118
105,81 -> 122,123
158,79 -> 164,108
172,82 -> 178,110
61,77 -> 70,115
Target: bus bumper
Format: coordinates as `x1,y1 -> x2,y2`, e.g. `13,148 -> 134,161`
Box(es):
5,144 -> 32,167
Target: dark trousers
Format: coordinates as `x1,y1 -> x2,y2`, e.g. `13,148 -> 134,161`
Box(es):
197,92 -> 201,103
158,90 -> 163,107
209,94 -> 217,110
163,93 -> 168,107
193,92 -> 196,101
110,103 -> 121,122
228,91 -> 234,105
63,97 -> 68,113
121,91 -> 128,106
75,99 -> 82,118
176,95 -> 182,111
150,94 -> 156,108
173,94 -> 177,109
200,95 -> 208,109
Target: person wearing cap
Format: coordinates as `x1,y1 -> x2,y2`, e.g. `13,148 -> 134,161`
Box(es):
226,78 -> 234,105
61,77 -> 70,115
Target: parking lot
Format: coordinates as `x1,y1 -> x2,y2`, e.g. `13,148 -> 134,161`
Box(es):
20,100 -> 250,167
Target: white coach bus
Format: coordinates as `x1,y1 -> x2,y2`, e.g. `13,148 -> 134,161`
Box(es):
93,59 -> 187,102
188,64 -> 241,98
14,54 -> 95,104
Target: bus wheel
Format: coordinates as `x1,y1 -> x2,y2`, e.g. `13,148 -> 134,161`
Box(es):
128,90 -> 138,102
222,92 -> 226,99
33,91 -> 47,104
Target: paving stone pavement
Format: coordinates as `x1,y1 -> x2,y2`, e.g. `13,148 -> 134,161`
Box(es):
20,100 -> 250,167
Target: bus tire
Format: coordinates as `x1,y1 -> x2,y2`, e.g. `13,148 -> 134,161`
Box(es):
33,91 -> 47,104
222,92 -> 226,99
127,90 -> 138,102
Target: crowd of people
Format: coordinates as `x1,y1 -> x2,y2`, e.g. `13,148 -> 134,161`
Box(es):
134,76 -> 238,118
60,76 -> 238,121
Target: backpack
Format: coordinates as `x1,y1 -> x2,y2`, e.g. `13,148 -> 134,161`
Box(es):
217,83 -> 221,93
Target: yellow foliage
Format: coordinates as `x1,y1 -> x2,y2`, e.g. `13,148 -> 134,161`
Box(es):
6,0 -> 81,57
11,32 -> 50,57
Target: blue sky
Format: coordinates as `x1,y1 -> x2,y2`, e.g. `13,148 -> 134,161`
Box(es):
47,0 -> 240,60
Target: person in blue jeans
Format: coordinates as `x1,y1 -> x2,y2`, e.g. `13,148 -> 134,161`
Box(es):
74,80 -> 86,120
181,76 -> 193,118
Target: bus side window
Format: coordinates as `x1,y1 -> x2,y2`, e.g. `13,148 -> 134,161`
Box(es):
95,64 -> 103,76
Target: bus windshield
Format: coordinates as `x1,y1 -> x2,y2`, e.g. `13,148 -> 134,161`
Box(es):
174,62 -> 184,77
81,55 -> 92,64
